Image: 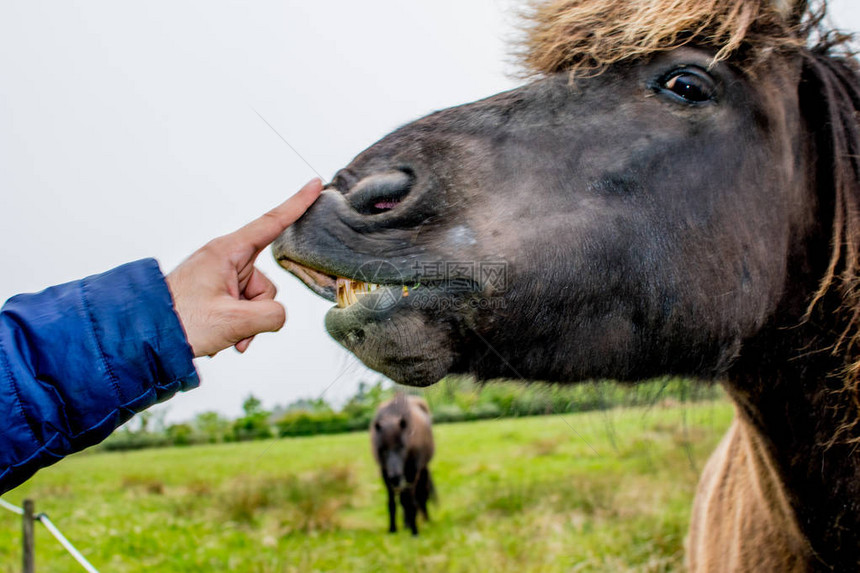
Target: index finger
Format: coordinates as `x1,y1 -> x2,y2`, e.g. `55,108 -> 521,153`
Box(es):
232,178 -> 323,254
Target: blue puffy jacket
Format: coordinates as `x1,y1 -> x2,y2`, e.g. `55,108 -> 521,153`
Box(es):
0,259 -> 199,493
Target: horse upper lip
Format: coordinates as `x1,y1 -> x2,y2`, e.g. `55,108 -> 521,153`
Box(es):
278,259 -> 337,302
278,256 -> 478,311
278,257 -> 411,309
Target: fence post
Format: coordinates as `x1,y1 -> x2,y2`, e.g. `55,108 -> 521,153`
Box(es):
22,499 -> 35,573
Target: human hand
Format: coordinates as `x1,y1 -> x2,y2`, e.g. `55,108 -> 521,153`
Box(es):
166,179 -> 323,357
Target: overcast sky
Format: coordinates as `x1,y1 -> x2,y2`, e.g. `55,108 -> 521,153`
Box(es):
1,1 -> 858,423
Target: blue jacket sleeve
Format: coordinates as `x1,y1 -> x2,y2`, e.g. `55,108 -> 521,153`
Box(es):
0,259 -> 199,493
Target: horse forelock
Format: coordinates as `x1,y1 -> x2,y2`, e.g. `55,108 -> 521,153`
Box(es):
518,0 -> 850,77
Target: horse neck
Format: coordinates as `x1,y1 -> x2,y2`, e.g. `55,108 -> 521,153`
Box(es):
687,412 -> 809,572
725,317 -> 860,570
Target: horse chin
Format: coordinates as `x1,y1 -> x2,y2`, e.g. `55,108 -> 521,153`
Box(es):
323,291 -> 457,387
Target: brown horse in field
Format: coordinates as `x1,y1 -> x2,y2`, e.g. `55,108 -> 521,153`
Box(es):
276,0 -> 860,570
370,394 -> 435,536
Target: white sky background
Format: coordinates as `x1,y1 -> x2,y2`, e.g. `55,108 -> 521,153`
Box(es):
1,1 -> 858,424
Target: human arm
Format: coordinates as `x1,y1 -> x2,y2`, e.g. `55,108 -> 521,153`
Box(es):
0,259 -> 197,493
0,179 -> 322,493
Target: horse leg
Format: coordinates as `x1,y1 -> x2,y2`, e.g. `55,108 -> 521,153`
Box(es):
416,467 -> 430,521
400,487 -> 419,536
386,483 -> 397,533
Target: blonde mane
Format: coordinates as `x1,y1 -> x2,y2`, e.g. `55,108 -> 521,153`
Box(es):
519,0 -> 809,76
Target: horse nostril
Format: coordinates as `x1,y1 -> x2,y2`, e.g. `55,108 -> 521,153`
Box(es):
347,169 -> 415,215
329,168 -> 358,194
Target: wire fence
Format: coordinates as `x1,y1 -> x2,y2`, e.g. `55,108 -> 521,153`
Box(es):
0,497 -> 100,573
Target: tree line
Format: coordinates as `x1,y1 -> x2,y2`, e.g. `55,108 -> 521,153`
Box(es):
100,377 -> 722,451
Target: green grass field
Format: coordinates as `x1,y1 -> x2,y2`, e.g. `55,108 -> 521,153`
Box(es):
0,400 -> 733,573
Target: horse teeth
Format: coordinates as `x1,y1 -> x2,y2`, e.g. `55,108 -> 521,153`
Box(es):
336,277 -> 353,308
336,278 -> 381,308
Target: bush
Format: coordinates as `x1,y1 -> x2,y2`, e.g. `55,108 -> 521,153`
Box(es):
232,413 -> 273,442
470,402 -> 503,420
340,381 -> 392,424
431,404 -> 466,424
453,390 -> 479,413
166,423 -> 194,446
477,384 -> 519,413
192,411 -> 231,443
101,432 -> 170,452
276,411 -> 351,437
345,412 -> 373,432
511,390 -> 556,416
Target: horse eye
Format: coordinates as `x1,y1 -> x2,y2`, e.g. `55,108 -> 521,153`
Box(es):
660,70 -> 716,104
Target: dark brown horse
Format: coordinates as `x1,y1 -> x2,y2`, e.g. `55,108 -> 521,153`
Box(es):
275,0 -> 860,569
370,394 -> 435,535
